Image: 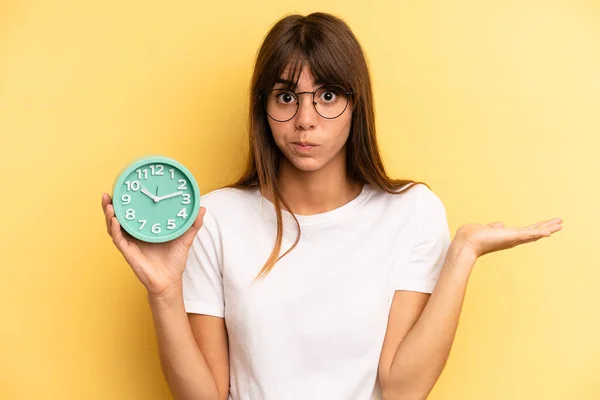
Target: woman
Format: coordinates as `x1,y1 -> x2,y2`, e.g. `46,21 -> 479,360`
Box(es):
101,12 -> 562,400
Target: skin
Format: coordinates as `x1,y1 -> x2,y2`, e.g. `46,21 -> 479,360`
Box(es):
266,64 -> 363,216
100,62 -> 563,399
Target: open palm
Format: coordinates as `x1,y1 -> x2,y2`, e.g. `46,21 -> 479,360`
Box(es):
456,217 -> 563,258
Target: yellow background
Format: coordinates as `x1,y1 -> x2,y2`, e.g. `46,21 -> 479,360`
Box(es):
1,0 -> 598,399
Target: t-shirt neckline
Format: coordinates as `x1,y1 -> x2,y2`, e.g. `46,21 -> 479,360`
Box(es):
257,184 -> 372,228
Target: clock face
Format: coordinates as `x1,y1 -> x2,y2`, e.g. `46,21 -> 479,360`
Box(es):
112,156 -> 201,243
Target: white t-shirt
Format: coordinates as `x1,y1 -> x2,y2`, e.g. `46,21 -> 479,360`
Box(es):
182,182 -> 451,400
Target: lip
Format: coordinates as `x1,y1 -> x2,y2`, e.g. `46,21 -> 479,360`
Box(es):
293,141 -> 318,147
293,142 -> 318,152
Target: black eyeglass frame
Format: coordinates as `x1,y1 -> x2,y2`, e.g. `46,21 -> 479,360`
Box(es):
258,85 -> 354,122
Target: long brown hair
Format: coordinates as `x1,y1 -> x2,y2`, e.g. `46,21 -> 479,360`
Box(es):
226,12 -> 429,279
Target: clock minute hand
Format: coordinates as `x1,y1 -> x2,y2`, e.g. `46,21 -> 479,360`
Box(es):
155,191 -> 183,202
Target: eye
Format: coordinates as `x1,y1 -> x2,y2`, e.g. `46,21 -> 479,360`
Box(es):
317,86 -> 342,103
322,91 -> 336,102
275,90 -> 297,105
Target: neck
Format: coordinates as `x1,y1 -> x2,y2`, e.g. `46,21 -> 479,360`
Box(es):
274,153 -> 363,216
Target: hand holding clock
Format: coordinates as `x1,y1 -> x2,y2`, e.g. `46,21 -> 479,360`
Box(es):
101,192 -> 206,297
103,156 -> 203,298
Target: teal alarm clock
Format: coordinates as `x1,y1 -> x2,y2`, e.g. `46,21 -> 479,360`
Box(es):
111,155 -> 201,243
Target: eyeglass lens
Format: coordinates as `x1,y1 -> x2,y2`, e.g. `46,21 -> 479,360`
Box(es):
265,85 -> 349,122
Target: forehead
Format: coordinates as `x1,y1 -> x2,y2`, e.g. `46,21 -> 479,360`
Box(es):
276,63 -> 326,89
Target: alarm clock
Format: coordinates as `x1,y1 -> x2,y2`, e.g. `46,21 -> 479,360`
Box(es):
111,155 -> 201,243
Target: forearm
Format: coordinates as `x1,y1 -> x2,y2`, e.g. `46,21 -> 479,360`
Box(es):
385,240 -> 477,399
147,285 -> 219,400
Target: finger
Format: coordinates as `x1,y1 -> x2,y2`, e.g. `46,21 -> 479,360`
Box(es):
179,207 -> 206,247
516,227 -> 550,242
528,217 -> 562,230
102,198 -> 137,242
517,223 -> 562,243
487,222 -> 505,228
110,215 -> 130,254
109,216 -> 143,268
102,194 -> 108,230
544,222 -> 563,234
101,193 -> 109,213
101,193 -> 109,211
530,221 -> 563,235
105,204 -> 115,236
102,193 -> 115,234
522,223 -> 562,243
102,193 -> 113,212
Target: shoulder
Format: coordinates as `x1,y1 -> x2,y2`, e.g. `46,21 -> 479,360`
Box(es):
410,183 -> 447,215
365,183 -> 448,231
402,184 -> 449,237
368,182 -> 445,211
199,186 -> 260,222
200,186 -> 257,206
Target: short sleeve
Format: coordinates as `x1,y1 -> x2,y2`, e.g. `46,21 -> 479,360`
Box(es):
181,209 -> 225,317
394,186 -> 452,293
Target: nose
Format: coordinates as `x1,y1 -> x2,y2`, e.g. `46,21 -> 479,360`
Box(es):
294,93 -> 318,130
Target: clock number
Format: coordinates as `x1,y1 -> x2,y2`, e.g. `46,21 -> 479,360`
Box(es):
177,208 -> 188,219
167,219 -> 176,230
121,194 -> 131,205
125,181 -> 140,191
169,168 -> 175,179
125,209 -> 135,220
138,220 -> 147,230
151,223 -> 161,234
177,179 -> 187,190
136,169 -> 148,180
182,194 -> 191,204
150,164 -> 164,176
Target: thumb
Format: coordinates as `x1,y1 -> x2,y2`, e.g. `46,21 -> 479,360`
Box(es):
487,221 -> 505,229
179,207 -> 206,248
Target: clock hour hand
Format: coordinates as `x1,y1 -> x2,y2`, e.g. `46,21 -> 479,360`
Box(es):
138,181 -> 159,202
155,191 -> 183,202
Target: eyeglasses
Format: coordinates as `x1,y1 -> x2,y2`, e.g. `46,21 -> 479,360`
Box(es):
260,85 -> 353,122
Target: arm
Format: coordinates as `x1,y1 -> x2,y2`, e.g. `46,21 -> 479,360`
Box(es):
378,215 -> 561,399
100,194 -> 230,398
378,239 -> 477,400
148,284 -> 229,400
188,313 -> 230,400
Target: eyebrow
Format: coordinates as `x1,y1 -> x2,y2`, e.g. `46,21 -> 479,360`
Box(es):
275,78 -> 327,89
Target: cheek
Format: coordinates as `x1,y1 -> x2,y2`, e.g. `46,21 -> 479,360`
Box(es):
267,116 -> 352,156
326,119 -> 352,150
268,124 -> 289,150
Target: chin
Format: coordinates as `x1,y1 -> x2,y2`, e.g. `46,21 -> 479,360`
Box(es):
288,156 -> 326,172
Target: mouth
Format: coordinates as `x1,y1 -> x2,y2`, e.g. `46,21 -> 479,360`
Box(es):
293,141 -> 318,148
292,141 -> 318,152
